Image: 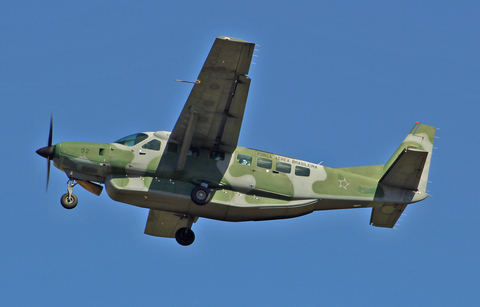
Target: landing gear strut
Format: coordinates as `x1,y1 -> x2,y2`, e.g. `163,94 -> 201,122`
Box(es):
60,179 -> 78,209
175,215 -> 196,246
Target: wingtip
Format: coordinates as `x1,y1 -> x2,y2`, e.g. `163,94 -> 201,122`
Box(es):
216,36 -> 253,44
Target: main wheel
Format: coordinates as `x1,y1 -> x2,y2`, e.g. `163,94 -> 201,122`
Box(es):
60,193 -> 78,209
175,227 -> 195,246
191,186 -> 210,206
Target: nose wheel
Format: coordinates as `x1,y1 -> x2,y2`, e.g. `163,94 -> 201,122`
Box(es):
60,179 -> 78,209
61,193 -> 78,209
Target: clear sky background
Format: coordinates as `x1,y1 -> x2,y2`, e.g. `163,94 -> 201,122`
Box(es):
1,1 -> 479,306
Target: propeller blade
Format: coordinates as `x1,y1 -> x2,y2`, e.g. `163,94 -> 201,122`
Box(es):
47,114 -> 53,191
36,114 -> 54,191
48,114 -> 53,147
46,157 -> 51,191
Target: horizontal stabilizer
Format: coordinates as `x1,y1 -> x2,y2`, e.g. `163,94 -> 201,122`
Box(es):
145,209 -> 197,238
370,204 -> 407,228
380,148 -> 428,190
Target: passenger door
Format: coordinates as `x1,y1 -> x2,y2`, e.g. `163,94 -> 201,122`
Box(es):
252,153 -> 293,198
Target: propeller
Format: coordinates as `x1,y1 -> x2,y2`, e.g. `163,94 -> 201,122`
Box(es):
36,114 -> 55,191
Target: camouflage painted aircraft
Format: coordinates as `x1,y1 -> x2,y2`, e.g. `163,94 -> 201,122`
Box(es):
36,36 -> 436,246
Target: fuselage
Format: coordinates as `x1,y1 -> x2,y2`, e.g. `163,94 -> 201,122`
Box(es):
35,37 -> 435,246
50,131 -> 427,222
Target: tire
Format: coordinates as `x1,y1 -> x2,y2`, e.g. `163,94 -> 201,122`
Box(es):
191,186 -> 210,206
175,227 -> 195,246
60,193 -> 78,209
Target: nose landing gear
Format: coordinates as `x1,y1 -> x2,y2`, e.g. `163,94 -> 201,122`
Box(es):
60,179 -> 78,209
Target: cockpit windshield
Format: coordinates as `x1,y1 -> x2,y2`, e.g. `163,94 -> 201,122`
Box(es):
114,133 -> 148,146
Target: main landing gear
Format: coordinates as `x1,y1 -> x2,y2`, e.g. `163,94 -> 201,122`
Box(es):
181,184 -> 210,245
60,179 -> 78,209
175,215 -> 196,246
175,227 -> 195,246
190,185 -> 210,206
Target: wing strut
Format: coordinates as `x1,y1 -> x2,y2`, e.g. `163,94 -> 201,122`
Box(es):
176,109 -> 198,172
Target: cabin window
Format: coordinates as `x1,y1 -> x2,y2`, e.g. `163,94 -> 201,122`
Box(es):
276,162 -> 291,174
257,157 -> 272,169
236,154 -> 252,165
188,147 -> 200,157
210,151 -> 224,160
114,133 -> 148,146
295,166 -> 310,177
166,142 -> 178,153
142,139 -> 161,151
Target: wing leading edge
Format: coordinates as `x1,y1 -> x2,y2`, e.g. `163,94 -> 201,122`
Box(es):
170,36 -> 255,171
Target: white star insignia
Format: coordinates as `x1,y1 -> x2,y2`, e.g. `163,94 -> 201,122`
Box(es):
338,178 -> 350,190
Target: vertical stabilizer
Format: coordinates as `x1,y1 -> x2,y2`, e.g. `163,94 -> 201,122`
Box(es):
371,123 -> 436,228
382,123 -> 436,193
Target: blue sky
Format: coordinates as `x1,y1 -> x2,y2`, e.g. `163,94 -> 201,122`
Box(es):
2,1 -> 480,306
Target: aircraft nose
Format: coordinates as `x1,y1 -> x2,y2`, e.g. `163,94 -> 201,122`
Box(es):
36,145 -> 55,160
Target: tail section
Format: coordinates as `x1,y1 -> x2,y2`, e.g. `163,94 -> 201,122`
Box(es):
381,123 -> 436,194
370,123 -> 436,228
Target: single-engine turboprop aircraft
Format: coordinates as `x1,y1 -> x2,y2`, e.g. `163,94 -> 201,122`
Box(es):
36,36 -> 436,246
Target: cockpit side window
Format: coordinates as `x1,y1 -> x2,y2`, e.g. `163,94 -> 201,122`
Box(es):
142,139 -> 161,151
114,133 -> 148,146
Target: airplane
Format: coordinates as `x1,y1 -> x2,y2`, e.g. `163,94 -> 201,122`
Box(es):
36,36 -> 436,246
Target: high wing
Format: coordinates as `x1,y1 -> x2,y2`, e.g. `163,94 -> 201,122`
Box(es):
144,209 -> 198,238
170,36 -> 255,171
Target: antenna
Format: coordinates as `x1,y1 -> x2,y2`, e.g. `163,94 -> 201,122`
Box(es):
175,79 -> 201,84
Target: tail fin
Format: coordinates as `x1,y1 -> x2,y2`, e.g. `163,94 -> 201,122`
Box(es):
370,123 -> 436,228
380,123 -> 436,193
